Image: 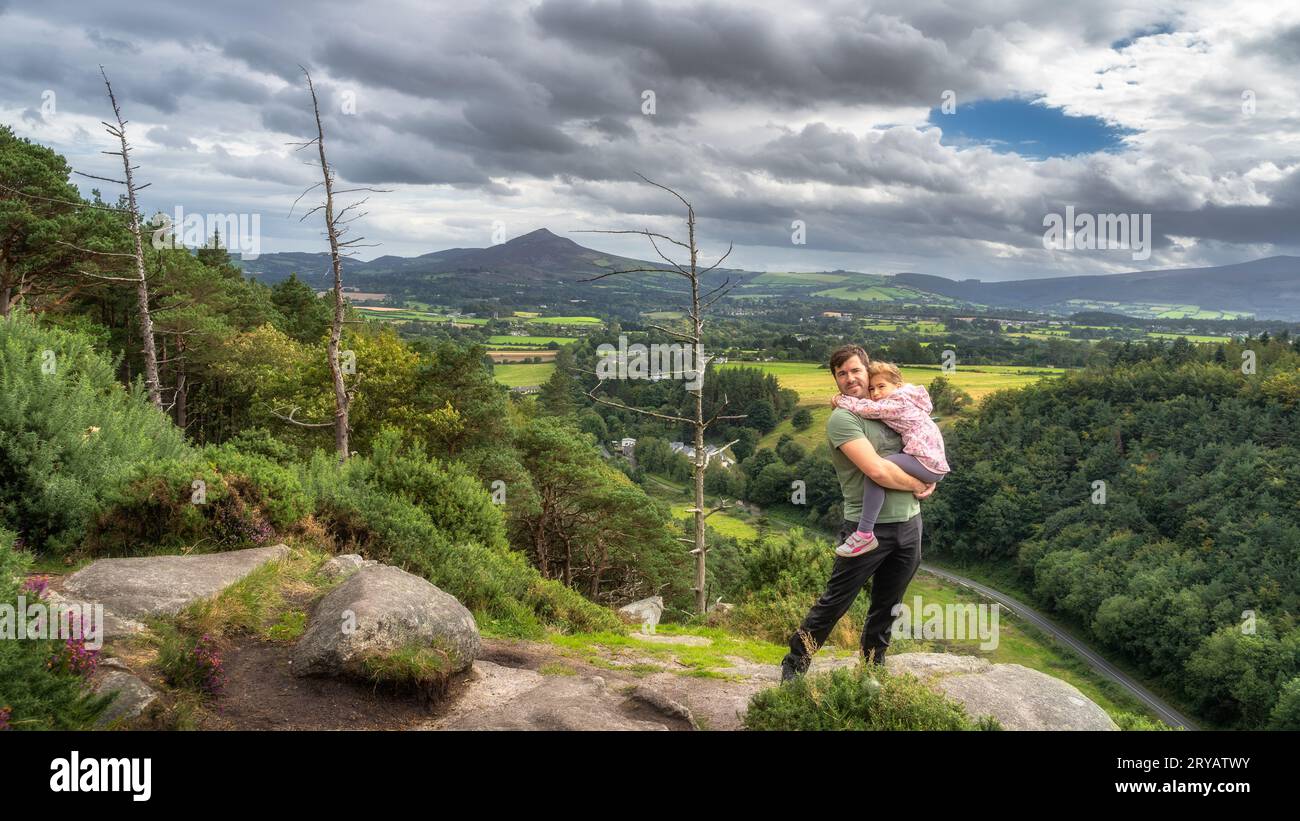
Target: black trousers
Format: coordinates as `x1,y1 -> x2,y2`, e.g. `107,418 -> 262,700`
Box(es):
782,514 -> 922,671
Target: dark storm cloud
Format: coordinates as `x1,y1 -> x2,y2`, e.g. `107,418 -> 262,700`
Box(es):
1,0 -> 1298,271
530,0 -> 998,108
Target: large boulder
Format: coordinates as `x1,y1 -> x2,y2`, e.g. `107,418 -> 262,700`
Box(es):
62,544 -> 291,619
884,652 -> 1118,730
292,565 -> 479,682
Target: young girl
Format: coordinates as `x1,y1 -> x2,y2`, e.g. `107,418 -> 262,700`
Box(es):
830,361 -> 950,557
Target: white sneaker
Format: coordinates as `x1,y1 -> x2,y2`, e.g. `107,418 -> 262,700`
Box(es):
835,531 -> 879,557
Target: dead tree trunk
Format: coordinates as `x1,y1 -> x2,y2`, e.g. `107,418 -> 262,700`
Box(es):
90,67 -> 163,409
276,68 -> 387,460
575,175 -> 744,614
305,71 -> 350,462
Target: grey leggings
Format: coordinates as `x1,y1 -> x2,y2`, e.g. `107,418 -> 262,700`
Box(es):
858,453 -> 945,533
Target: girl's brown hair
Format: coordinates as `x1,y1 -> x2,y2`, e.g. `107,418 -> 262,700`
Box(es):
867,360 -> 904,386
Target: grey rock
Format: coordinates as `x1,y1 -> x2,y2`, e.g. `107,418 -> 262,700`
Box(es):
91,660 -> 157,727
292,564 -> 479,680
617,596 -> 664,634
432,661 -> 669,730
627,684 -> 698,729
886,652 -> 992,679
319,554 -> 377,581
63,544 -> 291,619
883,652 -> 1117,731
45,591 -> 146,642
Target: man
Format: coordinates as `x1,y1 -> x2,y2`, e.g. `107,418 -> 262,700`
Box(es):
780,344 -> 929,681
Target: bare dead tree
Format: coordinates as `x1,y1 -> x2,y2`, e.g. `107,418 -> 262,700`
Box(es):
281,67 -> 387,463
72,67 -> 163,408
572,174 -> 744,614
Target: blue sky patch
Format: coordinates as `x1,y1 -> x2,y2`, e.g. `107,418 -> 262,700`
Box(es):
1111,22 -> 1176,51
927,98 -> 1137,159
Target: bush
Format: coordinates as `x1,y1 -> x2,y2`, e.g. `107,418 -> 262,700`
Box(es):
791,408 -> 813,431
302,432 -> 620,637
744,664 -> 1001,731
0,311 -> 188,552
157,628 -> 226,696
85,458 -> 276,555
0,528 -> 112,729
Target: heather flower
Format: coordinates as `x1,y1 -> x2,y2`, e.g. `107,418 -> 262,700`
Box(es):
191,634 -> 226,695
47,611 -> 99,678
0,706 -> 11,731
21,575 -> 50,599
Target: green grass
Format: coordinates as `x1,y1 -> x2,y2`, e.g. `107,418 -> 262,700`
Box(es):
670,505 -> 758,540
525,316 -> 602,325
486,335 -> 576,346
750,271 -> 849,285
492,363 -> 555,387
1147,332 -> 1230,344
547,623 -> 854,678
715,361 -> 1066,451
814,285 -> 928,301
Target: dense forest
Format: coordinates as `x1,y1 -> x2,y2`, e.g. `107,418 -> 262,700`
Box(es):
924,342 -> 1300,729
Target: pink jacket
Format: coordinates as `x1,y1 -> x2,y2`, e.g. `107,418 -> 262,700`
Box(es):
833,384 -> 950,475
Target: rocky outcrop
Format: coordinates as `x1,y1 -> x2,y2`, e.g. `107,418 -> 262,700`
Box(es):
63,544 -> 291,618
884,652 -> 1118,730
428,661 -> 688,730
291,565 -> 479,681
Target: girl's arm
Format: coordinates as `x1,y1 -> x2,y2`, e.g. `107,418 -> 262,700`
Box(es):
831,392 -> 910,421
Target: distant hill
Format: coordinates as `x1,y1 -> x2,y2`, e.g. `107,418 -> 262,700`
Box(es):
239,233 -> 1300,320
894,256 -> 1300,320
240,228 -> 745,287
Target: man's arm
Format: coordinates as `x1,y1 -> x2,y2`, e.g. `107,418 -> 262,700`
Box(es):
839,437 -> 928,492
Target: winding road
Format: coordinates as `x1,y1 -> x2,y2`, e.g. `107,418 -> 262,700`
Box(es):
919,562 -> 1200,730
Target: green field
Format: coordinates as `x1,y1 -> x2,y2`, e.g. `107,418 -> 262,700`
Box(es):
1147,332 -> 1231,343
492,363 -> 555,387
750,271 -> 849,285
642,310 -> 685,319
814,285 -> 928,301
356,307 -> 490,325
1062,300 -> 1250,321
526,316 -> 602,325
861,321 -> 947,334
669,506 -> 758,540
717,361 -> 1066,451
487,335 -> 576,346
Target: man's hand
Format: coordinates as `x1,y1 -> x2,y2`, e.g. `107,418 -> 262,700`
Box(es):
839,438 -> 928,492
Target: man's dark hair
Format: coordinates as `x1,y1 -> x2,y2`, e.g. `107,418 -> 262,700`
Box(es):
829,344 -> 870,373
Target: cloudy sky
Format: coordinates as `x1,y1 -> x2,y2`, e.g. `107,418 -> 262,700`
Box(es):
2,0 -> 1298,280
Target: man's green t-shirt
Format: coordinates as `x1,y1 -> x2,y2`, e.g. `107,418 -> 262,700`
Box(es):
826,407 -> 920,524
